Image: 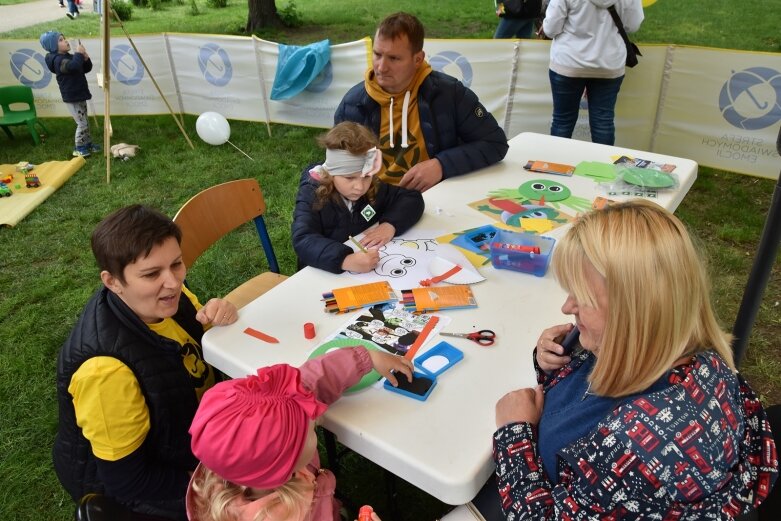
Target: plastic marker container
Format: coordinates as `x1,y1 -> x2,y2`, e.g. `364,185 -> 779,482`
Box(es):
489,229 -> 555,277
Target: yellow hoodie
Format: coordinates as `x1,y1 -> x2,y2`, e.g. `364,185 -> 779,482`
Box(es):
364,61 -> 433,185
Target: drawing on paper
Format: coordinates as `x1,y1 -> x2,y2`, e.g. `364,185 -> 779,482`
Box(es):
346,238 -> 439,287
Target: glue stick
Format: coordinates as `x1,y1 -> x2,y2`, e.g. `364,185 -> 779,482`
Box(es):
358,505 -> 374,521
303,322 -> 316,339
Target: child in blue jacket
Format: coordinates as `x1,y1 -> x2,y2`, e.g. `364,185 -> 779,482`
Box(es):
40,30 -> 98,157
292,122 -> 424,274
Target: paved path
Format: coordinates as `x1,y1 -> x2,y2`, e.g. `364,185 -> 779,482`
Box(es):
0,0 -> 96,34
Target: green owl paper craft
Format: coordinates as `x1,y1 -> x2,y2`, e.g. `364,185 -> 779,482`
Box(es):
489,179 -> 592,214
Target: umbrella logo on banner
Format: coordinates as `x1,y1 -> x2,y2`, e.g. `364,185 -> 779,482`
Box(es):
719,67 -> 781,130
110,44 -> 145,86
9,49 -> 52,89
429,51 -> 473,88
305,60 -> 333,93
198,43 -> 233,87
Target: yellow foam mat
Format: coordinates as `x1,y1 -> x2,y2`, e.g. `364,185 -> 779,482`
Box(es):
0,156 -> 85,227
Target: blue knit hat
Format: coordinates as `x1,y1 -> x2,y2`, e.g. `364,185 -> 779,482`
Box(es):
40,31 -> 61,53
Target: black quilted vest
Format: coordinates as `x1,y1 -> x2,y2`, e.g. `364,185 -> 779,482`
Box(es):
53,287 -> 205,502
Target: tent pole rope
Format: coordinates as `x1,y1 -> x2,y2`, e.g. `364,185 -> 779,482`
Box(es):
111,8 -> 195,149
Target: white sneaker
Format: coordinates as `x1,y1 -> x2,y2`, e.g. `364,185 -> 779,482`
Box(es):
65,12 -> 74,18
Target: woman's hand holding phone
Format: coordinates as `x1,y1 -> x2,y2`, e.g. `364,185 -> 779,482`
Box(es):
535,324 -> 579,373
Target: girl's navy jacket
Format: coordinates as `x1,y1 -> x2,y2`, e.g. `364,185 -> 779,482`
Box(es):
292,165 -> 424,273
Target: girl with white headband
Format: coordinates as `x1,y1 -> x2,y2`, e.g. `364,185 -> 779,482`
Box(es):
292,122 -> 424,274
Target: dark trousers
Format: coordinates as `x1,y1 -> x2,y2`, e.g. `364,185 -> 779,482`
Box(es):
549,69 -> 624,146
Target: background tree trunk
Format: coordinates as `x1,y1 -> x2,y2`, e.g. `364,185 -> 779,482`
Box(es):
246,0 -> 283,33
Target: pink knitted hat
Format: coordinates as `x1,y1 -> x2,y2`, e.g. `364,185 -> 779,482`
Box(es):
189,364 -> 327,489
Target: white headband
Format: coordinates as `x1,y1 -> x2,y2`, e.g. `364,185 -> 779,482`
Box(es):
310,147 -> 382,178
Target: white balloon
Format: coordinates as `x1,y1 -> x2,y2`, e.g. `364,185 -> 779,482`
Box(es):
196,112 -> 231,146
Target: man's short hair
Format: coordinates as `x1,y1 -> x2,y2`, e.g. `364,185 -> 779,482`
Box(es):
91,204 -> 181,283
377,12 -> 425,53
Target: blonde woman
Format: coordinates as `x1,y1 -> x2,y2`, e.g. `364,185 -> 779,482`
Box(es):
493,200 -> 777,519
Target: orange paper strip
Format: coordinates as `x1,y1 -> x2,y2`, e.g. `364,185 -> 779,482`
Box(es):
404,316 -> 440,360
243,327 -> 279,344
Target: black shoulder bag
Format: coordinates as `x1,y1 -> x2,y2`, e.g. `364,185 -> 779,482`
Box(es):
607,5 -> 641,68
497,0 -> 543,19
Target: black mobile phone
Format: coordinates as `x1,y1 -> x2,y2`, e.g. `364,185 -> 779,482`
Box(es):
560,326 -> 580,356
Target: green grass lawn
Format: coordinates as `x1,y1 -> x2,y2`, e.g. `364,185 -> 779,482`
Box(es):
1,1 -> 780,520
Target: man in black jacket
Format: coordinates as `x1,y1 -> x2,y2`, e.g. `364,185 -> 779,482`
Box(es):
335,12 -> 508,192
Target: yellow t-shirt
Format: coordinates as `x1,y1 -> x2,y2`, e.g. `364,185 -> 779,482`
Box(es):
69,286 -> 214,461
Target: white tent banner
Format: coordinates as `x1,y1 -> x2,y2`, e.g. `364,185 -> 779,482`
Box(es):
611,44 -> 668,152
3,36 -> 780,178
103,34 -> 179,116
504,42 -> 669,152
0,38 -> 103,117
504,39 -> 554,139
167,34 -> 266,122
423,38 -> 516,126
655,46 -> 781,178
255,37 -> 371,128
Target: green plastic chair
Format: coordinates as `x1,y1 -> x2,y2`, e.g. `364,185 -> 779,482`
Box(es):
0,85 -> 49,145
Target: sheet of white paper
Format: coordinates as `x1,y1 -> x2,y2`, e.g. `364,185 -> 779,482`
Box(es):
427,246 -> 485,284
420,354 -> 449,373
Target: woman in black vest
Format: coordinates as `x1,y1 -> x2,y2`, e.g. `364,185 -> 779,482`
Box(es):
53,205 -> 238,520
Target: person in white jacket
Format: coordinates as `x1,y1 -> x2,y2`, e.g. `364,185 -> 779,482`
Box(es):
541,0 -> 643,145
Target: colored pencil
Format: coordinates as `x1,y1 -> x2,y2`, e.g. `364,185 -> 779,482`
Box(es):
349,235 -> 368,253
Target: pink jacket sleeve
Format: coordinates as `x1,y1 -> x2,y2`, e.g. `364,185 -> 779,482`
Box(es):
298,346 -> 373,405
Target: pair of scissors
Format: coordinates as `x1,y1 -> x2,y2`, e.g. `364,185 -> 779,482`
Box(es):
440,329 -> 496,346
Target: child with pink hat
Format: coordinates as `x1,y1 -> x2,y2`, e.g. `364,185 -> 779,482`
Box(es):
187,346 -> 408,520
